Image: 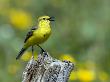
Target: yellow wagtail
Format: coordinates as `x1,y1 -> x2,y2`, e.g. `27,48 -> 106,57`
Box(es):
16,16 -> 54,60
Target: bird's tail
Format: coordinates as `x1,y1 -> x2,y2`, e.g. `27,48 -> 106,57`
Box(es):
16,48 -> 26,60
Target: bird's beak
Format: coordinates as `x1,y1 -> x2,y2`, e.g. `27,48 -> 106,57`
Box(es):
48,17 -> 55,21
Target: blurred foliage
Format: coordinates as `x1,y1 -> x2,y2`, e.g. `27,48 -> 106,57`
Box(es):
0,0 -> 110,82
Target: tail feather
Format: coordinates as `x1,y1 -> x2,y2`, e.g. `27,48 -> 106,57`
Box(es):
16,48 -> 26,60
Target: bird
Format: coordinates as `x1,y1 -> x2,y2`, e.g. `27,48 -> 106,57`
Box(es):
16,16 -> 54,60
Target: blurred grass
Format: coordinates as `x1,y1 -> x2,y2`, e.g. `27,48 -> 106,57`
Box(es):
0,0 -> 110,82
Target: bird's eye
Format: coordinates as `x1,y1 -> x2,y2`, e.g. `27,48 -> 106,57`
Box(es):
43,18 -> 46,20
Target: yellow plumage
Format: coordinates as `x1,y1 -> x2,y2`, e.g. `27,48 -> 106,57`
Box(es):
24,20 -> 51,48
16,16 -> 54,60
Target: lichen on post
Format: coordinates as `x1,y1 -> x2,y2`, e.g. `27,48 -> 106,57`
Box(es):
22,52 -> 74,82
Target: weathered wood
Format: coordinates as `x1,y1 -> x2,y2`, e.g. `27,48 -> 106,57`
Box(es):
22,52 -> 74,82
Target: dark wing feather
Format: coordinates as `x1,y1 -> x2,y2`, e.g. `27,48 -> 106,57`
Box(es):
24,26 -> 37,43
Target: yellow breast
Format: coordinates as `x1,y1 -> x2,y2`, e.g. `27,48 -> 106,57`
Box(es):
24,20 -> 52,48
34,27 -> 51,44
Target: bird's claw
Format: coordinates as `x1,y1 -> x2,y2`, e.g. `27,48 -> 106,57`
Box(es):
40,48 -> 46,54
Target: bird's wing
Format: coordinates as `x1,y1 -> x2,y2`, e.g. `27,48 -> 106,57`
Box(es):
24,26 -> 37,43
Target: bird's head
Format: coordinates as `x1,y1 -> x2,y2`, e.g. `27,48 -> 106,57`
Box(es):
38,16 -> 54,25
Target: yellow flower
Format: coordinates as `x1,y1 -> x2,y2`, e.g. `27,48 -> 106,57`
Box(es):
8,64 -> 18,75
21,51 -> 37,61
60,54 -> 76,63
9,9 -> 32,30
98,71 -> 109,81
77,69 -> 95,81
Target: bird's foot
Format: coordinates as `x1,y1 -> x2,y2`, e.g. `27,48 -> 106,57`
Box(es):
40,48 -> 46,54
37,45 -> 48,56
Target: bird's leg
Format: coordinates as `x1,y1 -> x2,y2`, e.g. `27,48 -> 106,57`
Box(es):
37,45 -> 45,54
32,46 -> 34,56
37,45 -> 48,57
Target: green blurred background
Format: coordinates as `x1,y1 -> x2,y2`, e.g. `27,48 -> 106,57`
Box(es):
0,0 -> 110,82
